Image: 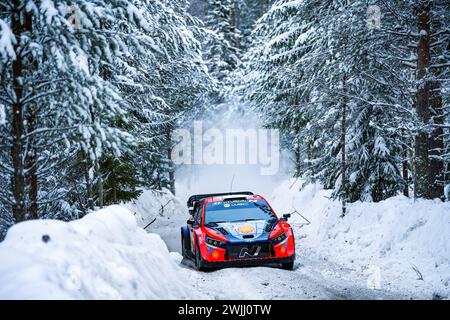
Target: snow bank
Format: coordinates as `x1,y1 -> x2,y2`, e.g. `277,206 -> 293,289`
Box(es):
270,179 -> 450,299
0,205 -> 201,299
125,189 -> 187,253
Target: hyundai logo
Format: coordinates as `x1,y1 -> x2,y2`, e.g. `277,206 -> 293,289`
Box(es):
239,245 -> 261,258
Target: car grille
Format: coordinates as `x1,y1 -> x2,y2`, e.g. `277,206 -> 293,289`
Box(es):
226,242 -> 273,260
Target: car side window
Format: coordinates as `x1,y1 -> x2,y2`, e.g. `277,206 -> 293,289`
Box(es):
193,203 -> 202,225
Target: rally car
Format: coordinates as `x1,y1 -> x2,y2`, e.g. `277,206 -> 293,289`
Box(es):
180,191 -> 295,271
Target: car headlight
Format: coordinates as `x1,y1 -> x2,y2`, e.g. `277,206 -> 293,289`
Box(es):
206,235 -> 225,247
271,231 -> 287,245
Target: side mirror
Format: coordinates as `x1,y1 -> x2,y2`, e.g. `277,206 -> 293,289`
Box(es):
280,213 -> 291,222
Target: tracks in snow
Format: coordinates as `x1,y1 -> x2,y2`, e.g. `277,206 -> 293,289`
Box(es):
179,251 -> 415,300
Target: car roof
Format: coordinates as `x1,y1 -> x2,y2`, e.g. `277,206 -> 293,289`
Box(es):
204,194 -> 264,203
187,191 -> 254,208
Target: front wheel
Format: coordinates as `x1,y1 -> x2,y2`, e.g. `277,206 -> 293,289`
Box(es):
195,245 -> 207,271
180,228 -> 187,258
281,261 -> 294,270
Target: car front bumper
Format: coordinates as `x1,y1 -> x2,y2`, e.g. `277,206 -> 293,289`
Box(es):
200,249 -> 295,269
200,253 -> 295,269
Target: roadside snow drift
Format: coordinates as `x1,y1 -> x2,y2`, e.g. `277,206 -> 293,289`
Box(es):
270,180 -> 450,299
0,205 -> 199,299
125,189 -> 187,253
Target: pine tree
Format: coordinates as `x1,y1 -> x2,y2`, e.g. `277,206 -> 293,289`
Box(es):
370,0 -> 449,200
0,0 -> 143,226
241,0 -> 439,208
0,0 -> 212,237
204,0 -> 241,88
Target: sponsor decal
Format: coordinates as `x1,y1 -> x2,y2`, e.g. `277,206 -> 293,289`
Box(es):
237,226 -> 255,234
239,245 -> 261,258
230,202 -> 247,206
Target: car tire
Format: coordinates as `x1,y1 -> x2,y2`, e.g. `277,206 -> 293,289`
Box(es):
281,228 -> 295,270
281,261 -> 294,270
180,228 -> 187,259
195,242 -> 207,272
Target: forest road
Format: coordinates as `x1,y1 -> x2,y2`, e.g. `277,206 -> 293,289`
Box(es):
178,238 -> 417,300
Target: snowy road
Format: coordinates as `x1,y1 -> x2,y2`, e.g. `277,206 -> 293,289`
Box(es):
127,187 -> 433,300
163,191 -> 421,300
125,182 -> 444,300
179,244 -> 415,300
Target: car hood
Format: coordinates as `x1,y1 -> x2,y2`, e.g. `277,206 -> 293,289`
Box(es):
212,220 -> 274,242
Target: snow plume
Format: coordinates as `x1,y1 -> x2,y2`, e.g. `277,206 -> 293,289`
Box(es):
0,20 -> 16,61
0,206 -> 201,299
174,97 -> 291,202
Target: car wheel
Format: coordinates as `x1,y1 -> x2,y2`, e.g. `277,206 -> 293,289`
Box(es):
281,261 -> 294,270
195,244 -> 206,271
180,228 -> 187,259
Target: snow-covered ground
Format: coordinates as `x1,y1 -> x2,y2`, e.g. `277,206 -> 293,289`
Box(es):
0,205 -> 203,299
123,184 -> 449,299
0,181 -> 448,299
269,179 -> 450,299
125,189 -> 187,253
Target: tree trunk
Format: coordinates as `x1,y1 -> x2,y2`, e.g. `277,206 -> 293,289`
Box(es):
81,151 -> 94,210
294,125 -> 301,177
294,142 -> 301,178
340,79 -> 348,217
26,108 -> 38,218
259,0 -> 265,17
24,12 -> 38,218
95,159 -> 103,208
402,143 -> 409,197
167,129 -> 176,196
10,4 -> 28,222
428,80 -> 444,200
414,2 -> 431,199
307,142 -> 312,171
231,3 -> 239,48
112,186 -> 117,204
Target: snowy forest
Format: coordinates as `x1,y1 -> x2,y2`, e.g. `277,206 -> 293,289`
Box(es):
0,0 -> 449,239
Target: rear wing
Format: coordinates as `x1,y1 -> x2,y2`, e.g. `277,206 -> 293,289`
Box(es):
187,191 -> 254,210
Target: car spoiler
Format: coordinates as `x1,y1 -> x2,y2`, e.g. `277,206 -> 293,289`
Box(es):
187,191 -> 254,208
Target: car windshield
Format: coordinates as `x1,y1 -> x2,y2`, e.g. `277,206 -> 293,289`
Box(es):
204,199 -> 276,224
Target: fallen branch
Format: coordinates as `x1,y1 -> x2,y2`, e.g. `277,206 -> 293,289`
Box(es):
288,208 -> 311,229
144,217 -> 157,230
143,199 -> 174,230
159,199 -> 173,216
289,177 -> 299,189
411,263 -> 424,280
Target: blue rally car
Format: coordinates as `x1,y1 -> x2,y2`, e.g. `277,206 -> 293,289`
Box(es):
181,192 -> 295,271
